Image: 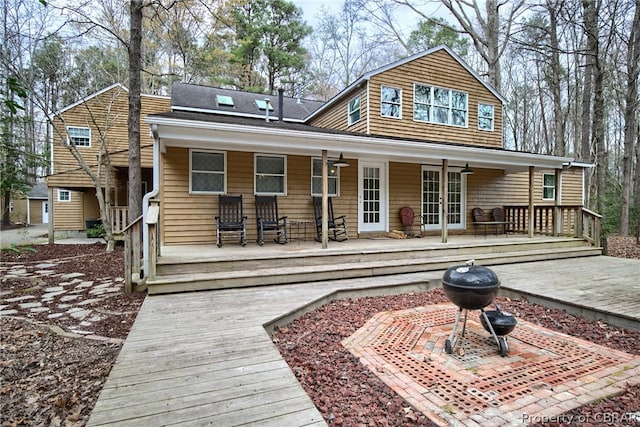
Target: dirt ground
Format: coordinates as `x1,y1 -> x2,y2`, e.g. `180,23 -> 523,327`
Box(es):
1,237 -> 639,426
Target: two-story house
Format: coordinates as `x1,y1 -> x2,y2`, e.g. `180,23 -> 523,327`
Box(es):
47,84 -> 170,236
144,45 -> 586,251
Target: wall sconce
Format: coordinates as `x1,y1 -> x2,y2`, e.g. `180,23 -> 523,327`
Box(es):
460,163 -> 474,174
333,153 -> 349,168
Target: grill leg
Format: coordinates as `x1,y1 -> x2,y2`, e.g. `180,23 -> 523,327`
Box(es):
446,308 -> 464,354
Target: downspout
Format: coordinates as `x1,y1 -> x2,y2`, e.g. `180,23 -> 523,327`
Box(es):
142,123 -> 160,277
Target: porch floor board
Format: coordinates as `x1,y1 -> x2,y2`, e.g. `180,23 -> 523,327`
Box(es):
88,253 -> 640,426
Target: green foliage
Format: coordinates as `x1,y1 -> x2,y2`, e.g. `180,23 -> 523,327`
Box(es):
407,18 -> 469,58
1,244 -> 36,255
228,0 -> 311,92
86,223 -> 106,238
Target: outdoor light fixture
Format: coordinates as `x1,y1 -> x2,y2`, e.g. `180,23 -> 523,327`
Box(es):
460,162 -> 474,175
333,153 -> 349,168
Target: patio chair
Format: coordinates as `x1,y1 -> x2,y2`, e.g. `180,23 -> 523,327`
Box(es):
313,197 -> 348,242
215,195 -> 247,247
471,207 -> 491,237
492,207 -> 513,235
399,206 -> 423,237
255,195 -> 288,245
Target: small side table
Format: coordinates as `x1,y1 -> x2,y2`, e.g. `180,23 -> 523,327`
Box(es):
289,219 -> 313,243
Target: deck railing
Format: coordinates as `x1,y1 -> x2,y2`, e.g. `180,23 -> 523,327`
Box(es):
504,205 -> 601,246
110,206 -> 129,234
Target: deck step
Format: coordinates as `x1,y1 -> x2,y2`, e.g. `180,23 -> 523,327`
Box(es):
147,244 -> 602,295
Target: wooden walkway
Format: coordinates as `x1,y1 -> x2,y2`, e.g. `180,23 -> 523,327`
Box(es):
87,256 -> 640,426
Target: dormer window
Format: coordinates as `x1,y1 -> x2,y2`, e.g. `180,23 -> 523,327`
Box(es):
414,83 -> 468,127
348,96 -> 361,125
255,99 -> 274,110
381,86 -> 401,118
216,95 -> 234,107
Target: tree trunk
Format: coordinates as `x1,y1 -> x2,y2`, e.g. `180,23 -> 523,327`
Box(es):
580,0 -> 599,209
620,0 -> 640,235
548,0 -> 566,157
128,0 -> 143,265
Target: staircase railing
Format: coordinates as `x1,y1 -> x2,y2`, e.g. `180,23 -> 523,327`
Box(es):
120,215 -> 143,294
110,206 -> 129,234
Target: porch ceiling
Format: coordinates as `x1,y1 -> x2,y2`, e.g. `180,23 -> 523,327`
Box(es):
147,116 -> 575,173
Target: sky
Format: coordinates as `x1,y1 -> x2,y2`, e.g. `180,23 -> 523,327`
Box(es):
291,0 -> 452,31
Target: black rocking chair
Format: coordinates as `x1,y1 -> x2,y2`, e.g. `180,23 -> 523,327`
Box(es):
255,195 -> 288,245
313,196 -> 348,242
215,195 -> 247,247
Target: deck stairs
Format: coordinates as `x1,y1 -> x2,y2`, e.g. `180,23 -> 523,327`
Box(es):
146,237 -> 602,295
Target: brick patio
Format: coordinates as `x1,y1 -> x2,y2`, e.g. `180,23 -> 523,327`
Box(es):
343,303 -> 640,426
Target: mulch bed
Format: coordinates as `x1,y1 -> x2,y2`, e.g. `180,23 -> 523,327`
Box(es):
1,237 -> 639,426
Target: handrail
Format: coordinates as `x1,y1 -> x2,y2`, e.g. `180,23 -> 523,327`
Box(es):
121,214 -> 144,294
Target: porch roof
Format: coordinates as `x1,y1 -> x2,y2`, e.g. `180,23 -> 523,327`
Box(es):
146,111 -> 575,173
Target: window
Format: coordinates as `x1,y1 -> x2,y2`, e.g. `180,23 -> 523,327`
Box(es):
67,127 -> 91,147
216,95 -> 234,107
255,99 -> 274,110
8,202 -> 13,213
413,84 -> 468,127
478,103 -> 494,131
348,96 -> 361,125
381,86 -> 401,118
543,173 -> 555,200
190,150 -> 226,194
311,158 -> 339,196
58,189 -> 71,202
255,154 -> 286,195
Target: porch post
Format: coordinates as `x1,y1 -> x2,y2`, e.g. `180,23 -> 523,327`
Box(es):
322,149 -> 328,249
554,168 -> 562,236
528,166 -> 535,238
48,186 -> 54,244
441,159 -> 448,243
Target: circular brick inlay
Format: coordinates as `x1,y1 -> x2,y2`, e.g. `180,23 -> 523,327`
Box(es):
343,303 -> 640,425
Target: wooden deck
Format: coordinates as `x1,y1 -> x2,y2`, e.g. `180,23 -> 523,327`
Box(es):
88,255 -> 640,426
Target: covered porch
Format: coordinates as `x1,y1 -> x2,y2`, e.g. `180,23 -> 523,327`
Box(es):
144,228 -> 602,294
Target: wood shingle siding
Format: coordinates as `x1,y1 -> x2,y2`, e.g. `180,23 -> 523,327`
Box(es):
161,148 -> 361,245
53,190 -> 84,230
309,87 -> 369,133
308,49 -> 503,148
368,51 -> 502,147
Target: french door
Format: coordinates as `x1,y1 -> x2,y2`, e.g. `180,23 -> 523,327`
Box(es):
358,161 -> 387,232
422,166 -> 465,230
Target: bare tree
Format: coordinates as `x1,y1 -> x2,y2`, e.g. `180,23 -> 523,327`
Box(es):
620,0 -> 640,235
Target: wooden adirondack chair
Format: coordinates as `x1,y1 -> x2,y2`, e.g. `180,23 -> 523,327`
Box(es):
215,195 -> 247,247
255,195 -> 288,245
313,197 -> 348,242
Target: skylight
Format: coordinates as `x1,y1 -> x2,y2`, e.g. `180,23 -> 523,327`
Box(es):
255,99 -> 274,110
216,95 -> 234,107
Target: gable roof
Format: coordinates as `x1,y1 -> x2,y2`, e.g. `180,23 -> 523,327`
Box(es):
55,83 -> 170,115
307,44 -> 505,121
171,83 -> 324,122
27,182 -> 48,199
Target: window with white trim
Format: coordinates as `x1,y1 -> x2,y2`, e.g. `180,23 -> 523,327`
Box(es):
67,127 -> 91,147
58,189 -> 71,202
255,154 -> 286,195
478,103 -> 494,131
413,83 -> 468,127
381,86 -> 401,118
542,173 -> 555,200
190,150 -> 226,194
348,96 -> 361,125
311,158 -> 339,196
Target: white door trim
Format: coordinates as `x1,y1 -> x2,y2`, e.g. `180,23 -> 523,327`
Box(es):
358,160 -> 388,233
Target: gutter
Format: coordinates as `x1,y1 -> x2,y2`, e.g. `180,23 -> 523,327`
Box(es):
142,123 -> 160,277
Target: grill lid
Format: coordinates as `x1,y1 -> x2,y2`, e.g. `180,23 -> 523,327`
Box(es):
442,264 -> 500,289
